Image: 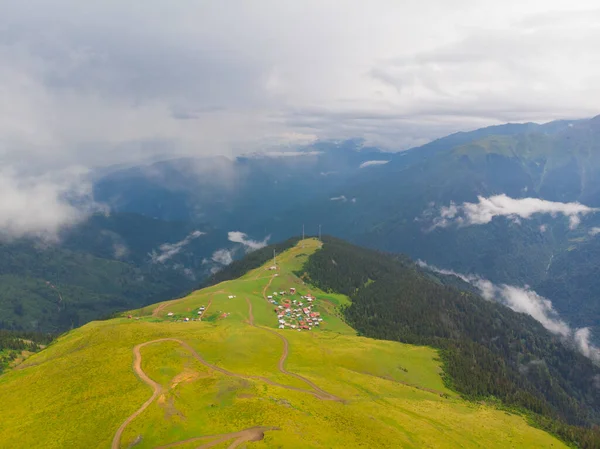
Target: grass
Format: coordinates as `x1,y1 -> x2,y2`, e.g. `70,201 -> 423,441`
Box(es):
0,238 -> 567,448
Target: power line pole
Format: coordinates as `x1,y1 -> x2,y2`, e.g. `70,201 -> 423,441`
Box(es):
273,249 -> 276,267
318,224 -> 322,241
302,224 -> 305,248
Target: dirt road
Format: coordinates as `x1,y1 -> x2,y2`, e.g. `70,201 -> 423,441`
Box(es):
198,299 -> 212,319
155,426 -> 280,449
261,275 -> 276,304
112,333 -> 341,448
245,297 -> 342,402
111,341 -> 165,449
152,292 -> 222,317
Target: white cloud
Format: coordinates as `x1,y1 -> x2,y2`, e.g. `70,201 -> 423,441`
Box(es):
211,248 -> 234,266
0,168 -> 104,240
150,230 -> 205,263
2,0 -> 600,174
539,224 -> 547,233
330,195 -> 348,202
574,328 -> 600,360
359,160 -> 390,168
418,260 -> 600,361
589,227 -> 600,236
112,243 -> 129,259
228,231 -> 270,251
498,285 -> 571,336
430,195 -> 598,230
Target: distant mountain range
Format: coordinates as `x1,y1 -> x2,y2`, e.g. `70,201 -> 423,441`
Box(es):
4,115 -> 600,339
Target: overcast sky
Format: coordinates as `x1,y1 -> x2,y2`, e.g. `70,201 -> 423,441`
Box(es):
2,0 -> 600,170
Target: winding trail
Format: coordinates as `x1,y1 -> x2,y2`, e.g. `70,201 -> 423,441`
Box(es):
113,332 -> 341,448
245,297 -> 341,402
114,263 -> 341,448
111,341 -> 164,449
155,426 -> 279,449
198,299 -> 212,319
153,292 -> 222,317
261,275 -> 276,304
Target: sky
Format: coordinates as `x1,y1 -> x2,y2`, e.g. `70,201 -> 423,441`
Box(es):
2,0 -> 600,170
1,0 -> 600,236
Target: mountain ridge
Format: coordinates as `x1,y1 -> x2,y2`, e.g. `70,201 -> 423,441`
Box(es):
0,238 -> 580,448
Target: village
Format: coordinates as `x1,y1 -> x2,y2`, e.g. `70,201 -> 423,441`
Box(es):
268,287 -> 324,331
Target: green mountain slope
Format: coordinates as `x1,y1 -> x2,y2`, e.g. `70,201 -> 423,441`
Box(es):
302,237 -> 600,446
0,239 -> 569,448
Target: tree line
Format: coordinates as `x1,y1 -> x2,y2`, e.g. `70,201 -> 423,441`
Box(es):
0,330 -> 54,374
300,236 -> 600,448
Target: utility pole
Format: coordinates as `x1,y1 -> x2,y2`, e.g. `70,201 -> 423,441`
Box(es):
302,224 -> 305,248
273,249 -> 276,267
318,224 -> 322,241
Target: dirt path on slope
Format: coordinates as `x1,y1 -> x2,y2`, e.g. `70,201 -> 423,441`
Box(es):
111,341 -> 164,449
155,426 -> 279,449
198,299 -> 212,319
245,297 -> 342,402
261,275 -> 276,304
153,292 -> 222,317
113,334 -> 341,448
151,302 -> 170,317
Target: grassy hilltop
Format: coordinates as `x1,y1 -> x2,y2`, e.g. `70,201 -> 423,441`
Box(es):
0,239 -> 566,448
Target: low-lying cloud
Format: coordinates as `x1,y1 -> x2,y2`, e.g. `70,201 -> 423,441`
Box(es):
589,227 -> 600,236
429,194 -> 598,230
228,231 -> 270,251
112,243 -> 129,259
211,248 -> 234,266
330,195 -> 357,203
359,160 -> 390,169
330,195 -> 347,202
0,168 -> 105,240
150,230 -> 205,263
418,261 -> 600,361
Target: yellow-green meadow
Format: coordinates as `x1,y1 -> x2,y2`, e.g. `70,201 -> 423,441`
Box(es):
0,239 -> 567,448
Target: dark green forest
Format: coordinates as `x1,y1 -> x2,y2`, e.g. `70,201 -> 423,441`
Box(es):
0,239 -> 199,332
0,330 -> 54,374
301,236 -> 600,448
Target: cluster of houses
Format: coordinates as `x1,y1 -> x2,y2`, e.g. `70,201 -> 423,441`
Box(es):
268,287 -> 324,331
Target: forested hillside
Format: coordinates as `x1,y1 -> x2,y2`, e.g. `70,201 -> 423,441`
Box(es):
0,213 -> 227,332
301,237 -> 600,447
0,330 -> 53,374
